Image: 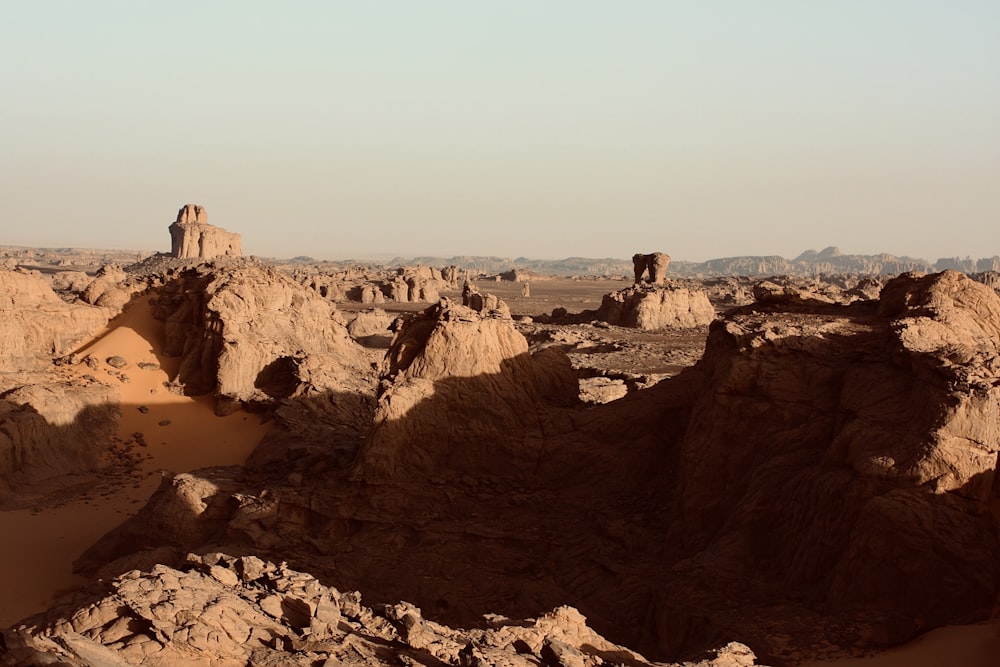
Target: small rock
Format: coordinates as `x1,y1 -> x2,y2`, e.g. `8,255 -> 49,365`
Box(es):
138,361 -> 160,371
158,419 -> 171,427
106,355 -> 128,369
138,406 -> 149,414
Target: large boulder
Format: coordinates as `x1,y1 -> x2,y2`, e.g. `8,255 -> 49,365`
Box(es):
355,299 -> 578,480
152,265 -> 374,412
79,264 -> 143,311
633,252 -> 671,284
596,284 -> 715,329
168,204 -> 242,260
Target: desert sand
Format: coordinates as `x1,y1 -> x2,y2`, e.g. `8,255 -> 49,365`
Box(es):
0,296 -> 269,627
801,621 -> 1000,667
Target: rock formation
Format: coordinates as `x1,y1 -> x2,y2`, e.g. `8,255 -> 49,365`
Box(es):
595,284 -> 715,329
356,298 -> 577,480
168,204 -> 242,260
151,264 -> 375,413
0,269 -> 109,372
79,263 -> 144,311
0,381 -> 119,500
2,553 -> 762,666
0,270 -> 126,501
632,252 -> 671,284
670,270 -> 1000,646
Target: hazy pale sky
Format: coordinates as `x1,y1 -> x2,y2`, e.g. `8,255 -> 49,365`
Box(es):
2,1 -> 998,261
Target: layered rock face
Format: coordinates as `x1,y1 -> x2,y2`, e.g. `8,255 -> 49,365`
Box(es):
0,269 -> 109,371
168,204 -> 242,260
152,264 -> 375,413
0,382 -> 119,499
2,553 -> 760,667
596,284 -> 715,329
356,299 -> 578,480
0,269 -> 120,500
673,270 -> 1000,639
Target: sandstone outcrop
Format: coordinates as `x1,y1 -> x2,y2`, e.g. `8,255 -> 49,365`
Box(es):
3,553 -> 764,666
596,284 -> 715,329
0,269 -> 109,372
168,204 -> 243,260
633,252 -> 671,284
79,264 -> 144,311
672,270 -> 1000,643
356,299 -> 577,480
0,381 -> 119,500
151,264 -> 375,413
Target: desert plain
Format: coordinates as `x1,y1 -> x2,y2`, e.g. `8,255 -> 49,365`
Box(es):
1,210 -> 999,666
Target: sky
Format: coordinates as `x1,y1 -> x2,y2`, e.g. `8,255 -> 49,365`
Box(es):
1,1 -> 998,262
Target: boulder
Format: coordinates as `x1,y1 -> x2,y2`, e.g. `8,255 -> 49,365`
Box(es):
151,265 -> 374,411
80,264 -> 142,310
632,252 -> 671,284
596,284 -> 715,329
0,382 -> 119,498
355,299 -> 578,480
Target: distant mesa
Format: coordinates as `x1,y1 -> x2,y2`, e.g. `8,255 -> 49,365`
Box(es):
168,204 -> 242,260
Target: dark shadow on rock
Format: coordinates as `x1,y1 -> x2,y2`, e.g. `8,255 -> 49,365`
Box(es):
254,356 -> 300,400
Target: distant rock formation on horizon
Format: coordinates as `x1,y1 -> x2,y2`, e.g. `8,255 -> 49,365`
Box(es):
168,204 -> 242,260
385,250 -> 1000,279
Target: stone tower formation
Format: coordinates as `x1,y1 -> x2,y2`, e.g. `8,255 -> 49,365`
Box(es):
168,204 -> 242,259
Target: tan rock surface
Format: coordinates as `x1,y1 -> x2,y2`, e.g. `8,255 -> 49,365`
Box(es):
0,269 -> 109,371
596,284 -> 716,329
168,204 -> 242,260
3,553 -> 766,666
356,298 -> 578,480
152,264 -> 375,411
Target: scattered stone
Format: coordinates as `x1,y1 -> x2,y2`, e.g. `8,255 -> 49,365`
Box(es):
105,355 -> 128,369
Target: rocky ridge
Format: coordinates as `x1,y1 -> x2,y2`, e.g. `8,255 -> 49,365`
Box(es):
3,552 -> 762,667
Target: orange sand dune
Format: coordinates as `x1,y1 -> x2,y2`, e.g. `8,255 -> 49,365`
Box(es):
0,296 -> 269,627
801,621 -> 1000,667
